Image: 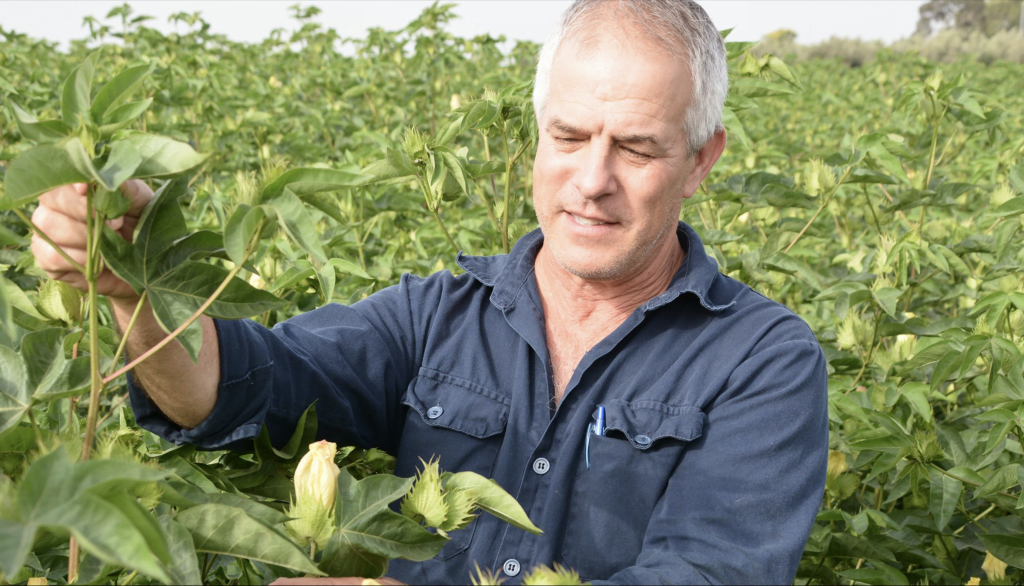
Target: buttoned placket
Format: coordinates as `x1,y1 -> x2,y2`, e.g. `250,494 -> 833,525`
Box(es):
485,264 -> 662,583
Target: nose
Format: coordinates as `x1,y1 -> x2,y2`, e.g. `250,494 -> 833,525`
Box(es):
573,139 -> 617,200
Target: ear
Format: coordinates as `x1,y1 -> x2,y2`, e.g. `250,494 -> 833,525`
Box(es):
682,129 -> 726,198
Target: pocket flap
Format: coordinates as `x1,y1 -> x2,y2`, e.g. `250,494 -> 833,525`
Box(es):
402,368 -> 510,439
598,400 -> 704,449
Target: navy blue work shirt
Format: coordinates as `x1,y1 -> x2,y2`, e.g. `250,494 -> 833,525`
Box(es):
128,222 -> 828,585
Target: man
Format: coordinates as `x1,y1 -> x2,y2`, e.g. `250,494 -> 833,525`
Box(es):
31,0 -> 828,583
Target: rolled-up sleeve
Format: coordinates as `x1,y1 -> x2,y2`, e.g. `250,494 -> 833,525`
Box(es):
128,272 -> 443,453
598,339 -> 829,585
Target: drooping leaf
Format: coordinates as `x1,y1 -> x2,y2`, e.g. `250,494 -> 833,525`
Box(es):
174,503 -> 323,575
122,133 -> 207,178
443,471 -> 542,535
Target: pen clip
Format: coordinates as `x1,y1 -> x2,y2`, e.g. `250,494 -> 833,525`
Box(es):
585,423 -> 593,470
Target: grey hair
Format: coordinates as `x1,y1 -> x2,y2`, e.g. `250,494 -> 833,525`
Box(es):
533,0 -> 728,155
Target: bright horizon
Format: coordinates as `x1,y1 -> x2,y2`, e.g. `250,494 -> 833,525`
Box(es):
0,1 -> 928,51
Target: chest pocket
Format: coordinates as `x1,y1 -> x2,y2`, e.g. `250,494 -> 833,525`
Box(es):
396,368 -> 509,560
561,400 -> 704,581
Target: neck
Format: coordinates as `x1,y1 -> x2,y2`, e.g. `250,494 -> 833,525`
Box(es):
534,234 -> 685,327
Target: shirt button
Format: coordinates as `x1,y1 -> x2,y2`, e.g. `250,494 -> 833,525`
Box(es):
635,434 -> 652,447
532,457 -> 550,475
503,559 -> 521,577
426,406 -> 444,419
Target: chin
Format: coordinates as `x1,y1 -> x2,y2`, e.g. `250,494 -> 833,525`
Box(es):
550,247 -> 632,281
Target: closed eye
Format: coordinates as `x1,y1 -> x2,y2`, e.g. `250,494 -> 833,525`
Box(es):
622,146 -> 653,160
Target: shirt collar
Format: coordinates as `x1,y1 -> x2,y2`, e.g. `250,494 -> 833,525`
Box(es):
456,221 -> 734,313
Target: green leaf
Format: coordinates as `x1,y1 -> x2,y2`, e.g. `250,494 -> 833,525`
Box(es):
319,535 -> 390,579
96,140 -> 142,191
928,468 -> 961,530
333,471 -> 448,564
122,133 -> 207,178
0,138 -> 99,210
61,52 -> 98,125
102,491 -> 173,565
261,167 -> 364,200
98,98 -> 153,136
91,62 -> 154,120
147,261 -> 285,361
976,464 -> 1020,498
174,503 -> 323,575
979,533 -> 1024,570
8,101 -> 71,142
443,471 -> 542,535
838,566 -> 909,586
20,328 -> 92,402
224,204 -> 272,267
720,106 -> 751,147
270,190 -> 328,264
5,448 -> 172,583
158,517 -> 203,585
1009,165 -> 1024,195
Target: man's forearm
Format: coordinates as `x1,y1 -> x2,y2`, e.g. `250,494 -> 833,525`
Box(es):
110,298 -> 220,429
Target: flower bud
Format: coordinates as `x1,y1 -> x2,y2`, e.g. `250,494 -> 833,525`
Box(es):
295,440 -> 341,509
286,440 -> 341,548
826,450 -> 848,480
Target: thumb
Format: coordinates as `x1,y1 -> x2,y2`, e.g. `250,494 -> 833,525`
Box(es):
121,179 -> 154,217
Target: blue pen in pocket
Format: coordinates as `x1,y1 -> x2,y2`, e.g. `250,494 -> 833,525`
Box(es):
585,405 -> 607,470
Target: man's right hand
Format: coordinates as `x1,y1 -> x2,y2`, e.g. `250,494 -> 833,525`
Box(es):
30,180 -> 153,301
30,178 -> 221,430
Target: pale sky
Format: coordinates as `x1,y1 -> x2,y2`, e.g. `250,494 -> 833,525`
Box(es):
0,1 -> 927,50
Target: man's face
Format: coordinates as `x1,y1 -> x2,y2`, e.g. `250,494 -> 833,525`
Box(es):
532,27 -> 714,281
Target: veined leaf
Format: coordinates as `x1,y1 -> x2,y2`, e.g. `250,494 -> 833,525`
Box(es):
91,62 -> 154,120
443,471 -> 542,535
0,138 -> 100,210
8,101 -> 71,142
61,51 -> 98,125
122,132 -> 207,178
96,140 -> 142,192
175,503 -> 323,575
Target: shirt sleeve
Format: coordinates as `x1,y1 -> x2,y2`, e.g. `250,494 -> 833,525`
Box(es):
594,339 -> 829,585
127,272 -> 444,453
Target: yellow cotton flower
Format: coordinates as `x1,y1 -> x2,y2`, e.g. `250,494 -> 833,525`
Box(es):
965,577 -> 980,586
286,440 -> 341,547
295,440 -> 341,509
983,550 -> 1008,581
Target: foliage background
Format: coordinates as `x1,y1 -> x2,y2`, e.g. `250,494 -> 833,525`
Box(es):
1,2 -> 1024,585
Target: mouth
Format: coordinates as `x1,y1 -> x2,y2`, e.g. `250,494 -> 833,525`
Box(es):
568,212 -> 615,227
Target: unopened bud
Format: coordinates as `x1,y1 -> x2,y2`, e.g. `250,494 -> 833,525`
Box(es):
295,440 -> 340,509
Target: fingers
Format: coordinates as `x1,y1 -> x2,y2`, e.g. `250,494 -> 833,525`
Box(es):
30,205 -> 90,249
38,183 -> 89,222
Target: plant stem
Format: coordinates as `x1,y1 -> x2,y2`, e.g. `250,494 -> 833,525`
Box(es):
13,208 -> 87,274
415,173 -> 459,256
69,538 -> 79,584
106,291 -> 148,378
309,541 -> 317,561
26,407 -> 46,452
430,208 -> 460,256
500,125 -> 512,254
103,230 -> 264,385
785,167 -> 852,254
81,190 -> 106,462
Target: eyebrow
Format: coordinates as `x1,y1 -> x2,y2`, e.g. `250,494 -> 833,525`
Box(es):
546,117 -> 660,148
